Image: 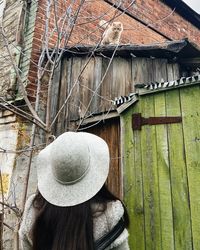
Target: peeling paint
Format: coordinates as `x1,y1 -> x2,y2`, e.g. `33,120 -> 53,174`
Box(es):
0,173 -> 9,194
0,114 -> 18,196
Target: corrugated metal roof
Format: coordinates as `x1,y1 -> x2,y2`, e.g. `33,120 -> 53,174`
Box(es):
114,74 -> 200,109
135,74 -> 200,95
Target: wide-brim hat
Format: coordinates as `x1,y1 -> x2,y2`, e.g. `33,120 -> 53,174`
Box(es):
37,132 -> 110,207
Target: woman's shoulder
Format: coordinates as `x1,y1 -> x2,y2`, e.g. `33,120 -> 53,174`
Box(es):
18,194 -> 37,240
105,200 -> 129,249
105,200 -> 124,227
93,200 -> 129,249
92,200 -> 124,226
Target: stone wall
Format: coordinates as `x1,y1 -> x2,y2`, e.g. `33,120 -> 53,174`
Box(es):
1,114 -> 45,249
0,110 -> 19,249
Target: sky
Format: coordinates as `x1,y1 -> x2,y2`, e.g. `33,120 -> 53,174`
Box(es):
183,0 -> 200,14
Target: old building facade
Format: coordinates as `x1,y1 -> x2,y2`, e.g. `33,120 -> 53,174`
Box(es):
0,0 -> 200,249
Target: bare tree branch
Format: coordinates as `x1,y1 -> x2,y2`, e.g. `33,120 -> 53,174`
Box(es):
0,27 -> 46,128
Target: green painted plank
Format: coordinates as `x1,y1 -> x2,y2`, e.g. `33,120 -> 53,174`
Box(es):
23,38 -> 34,49
122,108 -> 136,250
20,58 -> 32,68
166,88 -> 192,250
180,85 -> 200,250
22,46 -> 33,54
122,57 -> 156,250
18,0 -> 38,91
10,46 -> 22,87
153,61 -> 174,250
132,102 -> 145,250
154,91 -> 174,250
140,94 -> 162,250
123,101 -> 145,250
25,28 -> 36,37
24,32 -> 35,43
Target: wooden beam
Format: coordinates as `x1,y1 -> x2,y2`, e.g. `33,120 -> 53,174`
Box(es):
73,111 -> 119,126
180,57 -> 200,65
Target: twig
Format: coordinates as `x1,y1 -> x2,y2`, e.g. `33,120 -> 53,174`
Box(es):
0,202 -> 21,217
3,222 -> 15,232
21,123 -> 36,212
0,143 -> 45,154
0,103 -> 48,132
0,98 -> 45,128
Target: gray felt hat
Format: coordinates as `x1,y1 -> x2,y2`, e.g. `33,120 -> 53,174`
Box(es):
37,132 -> 110,207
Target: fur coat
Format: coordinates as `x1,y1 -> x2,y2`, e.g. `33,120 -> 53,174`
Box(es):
19,194 -> 130,250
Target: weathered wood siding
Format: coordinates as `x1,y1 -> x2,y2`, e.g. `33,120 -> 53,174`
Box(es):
19,0 -> 38,86
52,56 -> 179,133
121,64 -> 200,249
0,0 -> 37,98
51,56 -> 181,200
0,0 -> 23,97
54,56 -> 128,133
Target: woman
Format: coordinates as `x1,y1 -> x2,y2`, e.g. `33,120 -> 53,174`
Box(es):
19,132 -> 130,249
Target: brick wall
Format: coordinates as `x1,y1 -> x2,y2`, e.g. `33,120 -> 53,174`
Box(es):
27,0 -> 168,98
111,0 -> 200,45
1,1 -> 200,99
27,0 -> 200,99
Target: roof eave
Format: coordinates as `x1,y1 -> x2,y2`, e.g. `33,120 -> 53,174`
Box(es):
164,0 -> 200,29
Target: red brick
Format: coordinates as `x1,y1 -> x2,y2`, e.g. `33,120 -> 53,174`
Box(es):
26,0 -> 200,98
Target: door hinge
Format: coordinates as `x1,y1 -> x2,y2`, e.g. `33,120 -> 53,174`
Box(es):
132,113 -> 182,130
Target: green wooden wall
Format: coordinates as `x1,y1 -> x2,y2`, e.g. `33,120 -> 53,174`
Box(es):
122,84 -> 200,250
19,0 -> 38,87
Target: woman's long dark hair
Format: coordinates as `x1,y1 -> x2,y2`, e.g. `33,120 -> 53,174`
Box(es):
32,185 -> 129,250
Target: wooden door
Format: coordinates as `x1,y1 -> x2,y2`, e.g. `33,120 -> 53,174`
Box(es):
85,118 -> 122,198
122,85 -> 200,250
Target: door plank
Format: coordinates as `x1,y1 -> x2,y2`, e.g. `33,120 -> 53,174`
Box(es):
154,60 -> 174,250
180,84 -> 200,250
122,101 -> 145,250
166,83 -> 192,249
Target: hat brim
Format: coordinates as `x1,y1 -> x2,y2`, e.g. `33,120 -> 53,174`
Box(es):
37,133 -> 109,207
